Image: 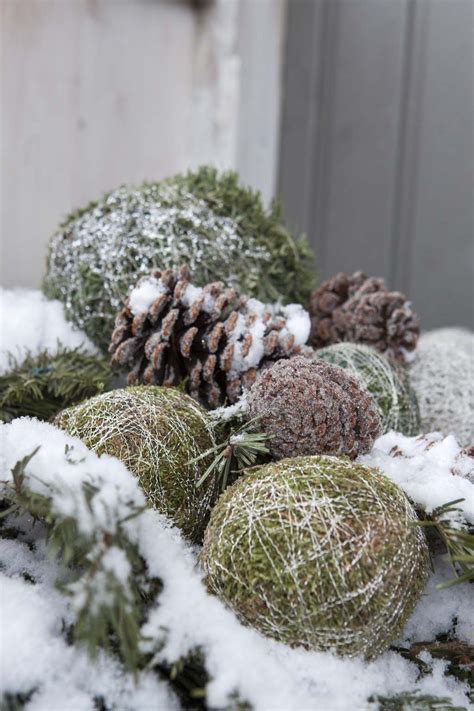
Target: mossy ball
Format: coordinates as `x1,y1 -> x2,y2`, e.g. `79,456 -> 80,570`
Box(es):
314,343 -> 420,435
201,456 -> 429,659
55,386 -> 216,542
43,166 -> 315,351
409,337 -> 473,447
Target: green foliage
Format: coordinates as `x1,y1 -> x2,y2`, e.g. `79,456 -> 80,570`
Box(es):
0,348 -> 111,423
371,691 -> 467,710
172,166 -> 316,303
191,416 -> 271,492
417,499 -> 474,588
43,165 -> 316,351
0,447 -> 148,672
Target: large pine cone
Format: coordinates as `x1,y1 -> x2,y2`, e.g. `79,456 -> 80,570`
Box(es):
248,356 -> 382,460
109,266 -> 312,408
308,271 -> 419,361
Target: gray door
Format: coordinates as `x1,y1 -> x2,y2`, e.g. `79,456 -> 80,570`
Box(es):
279,0 -> 473,329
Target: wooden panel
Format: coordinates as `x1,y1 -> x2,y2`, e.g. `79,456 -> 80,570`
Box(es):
409,0 -> 474,328
279,0 -> 474,328
1,0 -> 196,289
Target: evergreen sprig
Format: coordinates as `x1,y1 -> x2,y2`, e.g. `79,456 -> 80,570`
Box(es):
0,347 -> 112,422
417,499 -> 474,588
190,417 -> 270,492
0,447 -> 148,671
371,691 -> 467,710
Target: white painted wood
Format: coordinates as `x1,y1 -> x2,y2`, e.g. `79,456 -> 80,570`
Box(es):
0,0 -> 285,288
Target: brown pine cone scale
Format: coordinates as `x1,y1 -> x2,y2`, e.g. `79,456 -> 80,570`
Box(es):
309,271 -> 419,361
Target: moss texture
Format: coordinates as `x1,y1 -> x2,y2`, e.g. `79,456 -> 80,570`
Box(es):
55,386 -> 216,542
201,456 -> 429,659
43,166 -> 316,351
314,343 -> 420,435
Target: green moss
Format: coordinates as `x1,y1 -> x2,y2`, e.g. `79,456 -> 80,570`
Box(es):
314,343 -> 420,435
55,386 -> 217,542
43,166 -> 316,351
201,456 -> 429,659
0,348 -> 111,423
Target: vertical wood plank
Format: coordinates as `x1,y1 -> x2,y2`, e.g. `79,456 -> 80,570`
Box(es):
409,0 -> 474,328
315,0 -> 408,279
278,0 -> 326,248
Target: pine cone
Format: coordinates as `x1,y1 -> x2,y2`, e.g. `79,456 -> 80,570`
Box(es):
248,356 -> 382,460
308,271 -> 419,361
109,266 -> 312,408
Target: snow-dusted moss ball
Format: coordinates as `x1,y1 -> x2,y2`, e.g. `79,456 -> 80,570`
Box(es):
55,386 -> 216,541
410,337 -> 473,446
314,343 -> 420,435
248,356 -> 382,459
43,167 -> 315,350
419,327 -> 473,357
201,456 -> 429,659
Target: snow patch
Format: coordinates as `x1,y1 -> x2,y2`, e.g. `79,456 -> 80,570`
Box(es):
0,288 -> 97,374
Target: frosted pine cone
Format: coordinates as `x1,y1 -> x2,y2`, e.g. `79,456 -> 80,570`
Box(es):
109,266 -> 312,408
248,356 -> 382,459
308,271 -> 419,362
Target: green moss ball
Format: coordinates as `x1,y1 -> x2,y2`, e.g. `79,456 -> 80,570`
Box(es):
43,166 -> 315,351
314,343 -> 420,435
201,456 -> 428,659
55,386 -> 216,542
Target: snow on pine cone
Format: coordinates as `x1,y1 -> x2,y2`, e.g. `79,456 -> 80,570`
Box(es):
109,265 -> 312,408
308,271 -> 419,362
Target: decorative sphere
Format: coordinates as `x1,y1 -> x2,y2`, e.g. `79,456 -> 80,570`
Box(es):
201,456 -> 429,659
410,337 -> 473,446
55,386 -> 216,541
314,343 -> 420,435
248,356 -> 382,460
43,167 -> 314,350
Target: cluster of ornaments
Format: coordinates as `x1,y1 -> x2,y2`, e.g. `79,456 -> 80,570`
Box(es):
44,167 -> 472,661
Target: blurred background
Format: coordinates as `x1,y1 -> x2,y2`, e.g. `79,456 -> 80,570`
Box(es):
1,0 -> 473,328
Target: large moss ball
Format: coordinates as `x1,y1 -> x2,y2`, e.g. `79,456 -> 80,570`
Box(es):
201,456 -> 429,659
410,336 -> 473,446
55,386 -> 216,541
248,356 -> 382,460
43,166 -> 315,351
314,343 -> 420,435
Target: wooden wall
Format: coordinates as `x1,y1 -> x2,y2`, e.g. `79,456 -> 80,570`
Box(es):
0,0 -> 285,288
279,0 -> 473,328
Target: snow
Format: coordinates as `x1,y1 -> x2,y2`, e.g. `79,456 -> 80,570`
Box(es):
280,303 -> 311,346
128,276 -> 166,315
0,418 -> 471,710
0,288 -> 97,374
361,432 -> 474,526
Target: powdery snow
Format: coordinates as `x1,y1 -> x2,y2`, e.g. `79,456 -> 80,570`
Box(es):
128,277 -> 166,315
0,288 -> 97,373
0,418 -> 471,710
361,432 -> 474,526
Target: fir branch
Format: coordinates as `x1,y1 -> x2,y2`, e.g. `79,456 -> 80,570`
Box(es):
190,417 -> 270,492
416,499 -> 474,588
0,447 -> 148,672
0,347 -> 112,422
370,691 -> 467,710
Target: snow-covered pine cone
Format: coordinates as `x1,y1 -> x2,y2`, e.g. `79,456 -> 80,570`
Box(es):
248,356 -> 382,460
109,265 -> 312,408
308,271 -> 419,362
